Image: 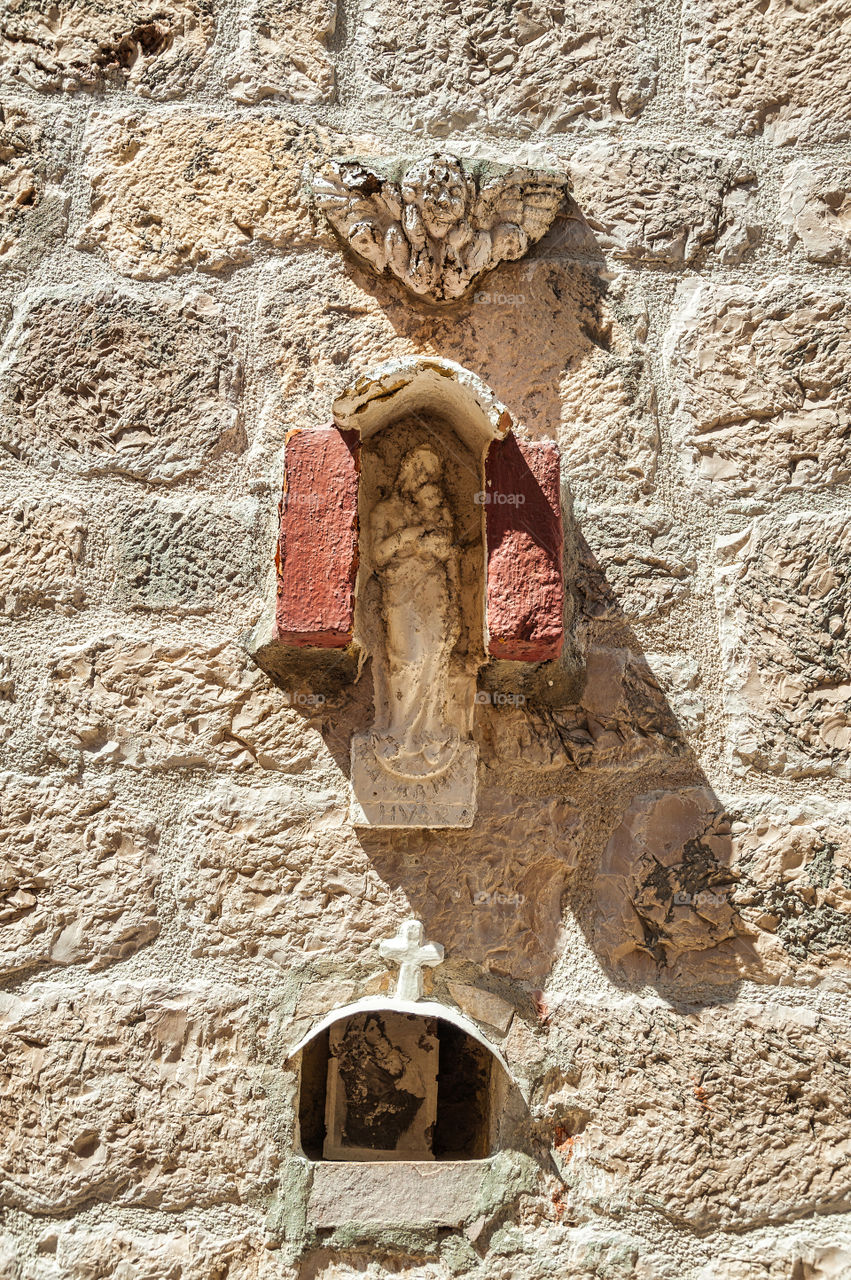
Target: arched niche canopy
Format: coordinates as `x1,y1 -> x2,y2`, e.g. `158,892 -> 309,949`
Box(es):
251,357 -> 564,670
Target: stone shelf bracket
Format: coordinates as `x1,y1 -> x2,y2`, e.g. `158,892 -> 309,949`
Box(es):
244,356 -> 565,828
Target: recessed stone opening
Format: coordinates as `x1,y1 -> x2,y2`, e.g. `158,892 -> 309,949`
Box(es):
297,1010 -> 502,1162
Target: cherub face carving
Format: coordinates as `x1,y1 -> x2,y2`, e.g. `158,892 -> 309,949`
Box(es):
400,158 -> 470,240
315,152 -> 567,303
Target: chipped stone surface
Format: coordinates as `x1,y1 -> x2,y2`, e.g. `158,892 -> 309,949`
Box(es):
349,0 -> 657,135
576,507 -> 696,624
0,1224 -> 280,1279
665,279 -> 851,506
0,773 -> 159,977
0,499 -> 85,614
683,0 -> 851,144
0,101 -> 69,267
716,514 -> 851,781
81,112 -> 317,278
0,981 -> 278,1214
0,0 -> 216,97
569,143 -> 758,265
228,0 -> 336,104
480,645 -> 688,775
0,288 -> 243,482
36,637 -> 308,772
593,787 -> 739,982
111,494 -> 261,616
255,254 -> 658,505
177,783 -> 577,982
780,159 -> 851,263
543,999 -> 851,1230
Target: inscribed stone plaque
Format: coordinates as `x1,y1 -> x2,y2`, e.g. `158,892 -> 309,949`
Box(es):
324,1011 -> 439,1161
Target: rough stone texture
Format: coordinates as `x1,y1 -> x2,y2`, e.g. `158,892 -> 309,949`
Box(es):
575,506 -> 696,624
0,100 -> 69,267
542,999 -> 851,1230
485,436 -> 563,662
35,637 -> 305,772
349,0 -> 658,135
255,254 -> 658,506
480,644 -> 688,776
177,783 -> 577,982
0,499 -> 86,614
568,143 -> 759,265
0,288 -> 243,482
81,112 -> 319,279
0,773 -> 160,977
665,279 -> 851,506
590,787 -> 851,987
228,0 -> 336,103
683,0 -> 851,144
0,981 -> 278,1214
2,0 -> 850,1269
0,1224 -> 280,1279
716,513 -> 851,781
779,159 -> 851,263
0,0 -> 216,97
111,494 -> 262,615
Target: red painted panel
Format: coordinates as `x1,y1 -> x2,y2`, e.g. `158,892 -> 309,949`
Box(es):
275,426 -> 360,647
484,435 -> 564,662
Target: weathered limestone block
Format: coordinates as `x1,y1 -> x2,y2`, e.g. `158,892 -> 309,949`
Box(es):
0,288 -> 243,482
731,796 -> 851,987
0,773 -> 159,977
81,112 -> 317,278
112,495 -> 262,617
228,0 -> 336,104
349,0 -> 657,135
480,646 -> 688,775
575,507 -> 696,624
0,0 -> 216,97
36,637 -> 316,772
544,999 -> 851,1229
0,101 -> 69,266
569,143 -> 758,264
593,788 -> 739,982
683,0 -> 851,144
178,784 -> 577,982
255,255 -> 658,505
0,499 -> 85,614
665,279 -> 851,506
716,514 -> 850,780
0,981 -> 278,1213
594,788 -> 851,989
779,159 -> 851,263
1,1224 -> 279,1279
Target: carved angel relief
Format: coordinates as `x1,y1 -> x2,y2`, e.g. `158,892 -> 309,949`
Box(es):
314,154 -> 567,303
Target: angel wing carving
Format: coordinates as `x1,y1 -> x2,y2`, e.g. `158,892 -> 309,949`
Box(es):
314,153 -> 568,304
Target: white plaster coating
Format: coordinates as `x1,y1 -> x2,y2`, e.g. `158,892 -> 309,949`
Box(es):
378,918 -> 444,999
286,997 -> 512,1077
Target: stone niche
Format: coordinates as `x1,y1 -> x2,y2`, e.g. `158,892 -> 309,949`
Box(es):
246,356 -> 565,829
295,1006 -> 508,1164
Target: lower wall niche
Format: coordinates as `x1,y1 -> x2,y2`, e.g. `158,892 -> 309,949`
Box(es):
297,1012 -> 497,1162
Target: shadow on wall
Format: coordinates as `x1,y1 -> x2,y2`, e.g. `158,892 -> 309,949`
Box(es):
265,452 -> 761,1004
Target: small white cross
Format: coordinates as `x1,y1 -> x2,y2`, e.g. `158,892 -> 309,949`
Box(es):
379,918 -> 444,1001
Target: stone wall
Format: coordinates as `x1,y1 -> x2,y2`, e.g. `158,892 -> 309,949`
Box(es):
1,0 -> 850,1276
